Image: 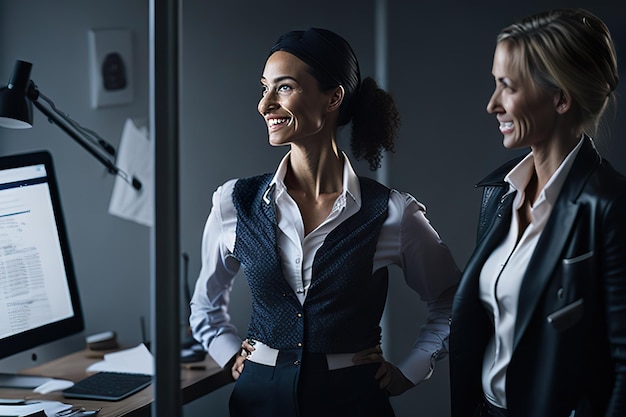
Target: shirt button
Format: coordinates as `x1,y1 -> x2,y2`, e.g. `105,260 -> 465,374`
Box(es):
297,313 -> 302,318
293,360 -> 300,366
297,342 -> 302,347
295,258 -> 301,264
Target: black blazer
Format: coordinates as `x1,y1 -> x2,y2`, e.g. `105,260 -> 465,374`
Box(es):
450,137 -> 626,417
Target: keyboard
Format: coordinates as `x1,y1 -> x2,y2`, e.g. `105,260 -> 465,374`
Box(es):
62,372 -> 152,401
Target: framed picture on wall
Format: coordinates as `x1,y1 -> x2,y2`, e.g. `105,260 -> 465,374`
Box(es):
88,28 -> 134,109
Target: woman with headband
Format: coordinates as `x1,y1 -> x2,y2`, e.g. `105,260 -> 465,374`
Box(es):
190,27 -> 460,416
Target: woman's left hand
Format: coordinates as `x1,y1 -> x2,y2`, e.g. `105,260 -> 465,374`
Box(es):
352,345 -> 415,396
374,360 -> 415,396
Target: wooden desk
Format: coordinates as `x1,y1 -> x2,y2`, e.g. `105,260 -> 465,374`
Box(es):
0,350 -> 232,416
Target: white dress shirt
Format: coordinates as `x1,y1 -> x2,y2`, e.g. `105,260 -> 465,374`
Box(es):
190,152 -> 460,384
479,139 -> 584,407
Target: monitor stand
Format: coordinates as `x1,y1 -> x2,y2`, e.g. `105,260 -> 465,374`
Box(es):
0,373 -> 53,389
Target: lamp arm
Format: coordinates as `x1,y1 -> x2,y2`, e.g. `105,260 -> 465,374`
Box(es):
32,99 -> 119,175
38,91 -> 117,158
28,91 -> 142,191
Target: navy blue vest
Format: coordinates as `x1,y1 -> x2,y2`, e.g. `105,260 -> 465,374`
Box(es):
232,173 -> 390,353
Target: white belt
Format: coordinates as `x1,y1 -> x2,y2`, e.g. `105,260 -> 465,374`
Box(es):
246,340 -> 358,370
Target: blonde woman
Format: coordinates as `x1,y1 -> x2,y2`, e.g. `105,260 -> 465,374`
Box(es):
450,8 -> 624,417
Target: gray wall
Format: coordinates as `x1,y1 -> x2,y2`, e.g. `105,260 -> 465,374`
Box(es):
1,1 -> 625,417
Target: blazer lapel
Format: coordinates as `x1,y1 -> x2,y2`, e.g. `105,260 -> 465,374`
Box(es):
513,137 -> 600,350
459,191 -> 515,298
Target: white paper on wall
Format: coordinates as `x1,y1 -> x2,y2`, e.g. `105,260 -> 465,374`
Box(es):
108,118 -> 153,227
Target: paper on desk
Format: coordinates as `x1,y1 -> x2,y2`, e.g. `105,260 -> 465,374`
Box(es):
87,343 -> 154,375
0,400 -> 71,416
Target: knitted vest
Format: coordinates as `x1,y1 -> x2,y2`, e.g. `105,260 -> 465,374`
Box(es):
232,173 -> 390,353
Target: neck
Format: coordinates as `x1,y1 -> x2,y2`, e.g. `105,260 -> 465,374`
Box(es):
530,133 -> 581,194
286,142 -> 343,197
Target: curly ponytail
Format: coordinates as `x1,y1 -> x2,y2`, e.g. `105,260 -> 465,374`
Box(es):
350,77 -> 400,171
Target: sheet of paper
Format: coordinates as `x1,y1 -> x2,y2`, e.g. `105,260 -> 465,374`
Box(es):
87,343 -> 154,375
0,400 -> 71,416
108,118 -> 154,227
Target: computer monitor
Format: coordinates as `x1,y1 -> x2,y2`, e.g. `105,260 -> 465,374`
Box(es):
0,150 -> 84,388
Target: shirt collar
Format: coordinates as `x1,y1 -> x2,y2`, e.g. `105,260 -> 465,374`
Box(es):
269,151 -> 361,208
505,137 -> 585,206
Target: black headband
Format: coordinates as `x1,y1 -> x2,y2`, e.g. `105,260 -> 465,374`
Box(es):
269,28 -> 360,93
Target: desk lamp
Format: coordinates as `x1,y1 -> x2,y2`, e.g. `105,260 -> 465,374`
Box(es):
0,59 -> 142,190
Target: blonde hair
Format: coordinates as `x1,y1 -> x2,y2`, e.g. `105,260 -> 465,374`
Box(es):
497,8 -> 619,138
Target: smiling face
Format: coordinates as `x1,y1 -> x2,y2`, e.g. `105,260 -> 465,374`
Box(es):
258,51 -> 339,148
486,42 -> 562,150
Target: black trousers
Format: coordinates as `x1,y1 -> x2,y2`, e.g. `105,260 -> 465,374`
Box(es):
229,350 -> 395,417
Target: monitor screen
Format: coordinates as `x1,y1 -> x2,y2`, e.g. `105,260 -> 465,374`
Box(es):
0,150 -> 84,362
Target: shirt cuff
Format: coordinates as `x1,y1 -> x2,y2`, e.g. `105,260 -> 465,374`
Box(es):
207,332 -> 242,368
399,349 -> 438,385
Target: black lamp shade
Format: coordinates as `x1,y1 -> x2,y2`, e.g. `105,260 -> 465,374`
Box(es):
0,60 -> 34,129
